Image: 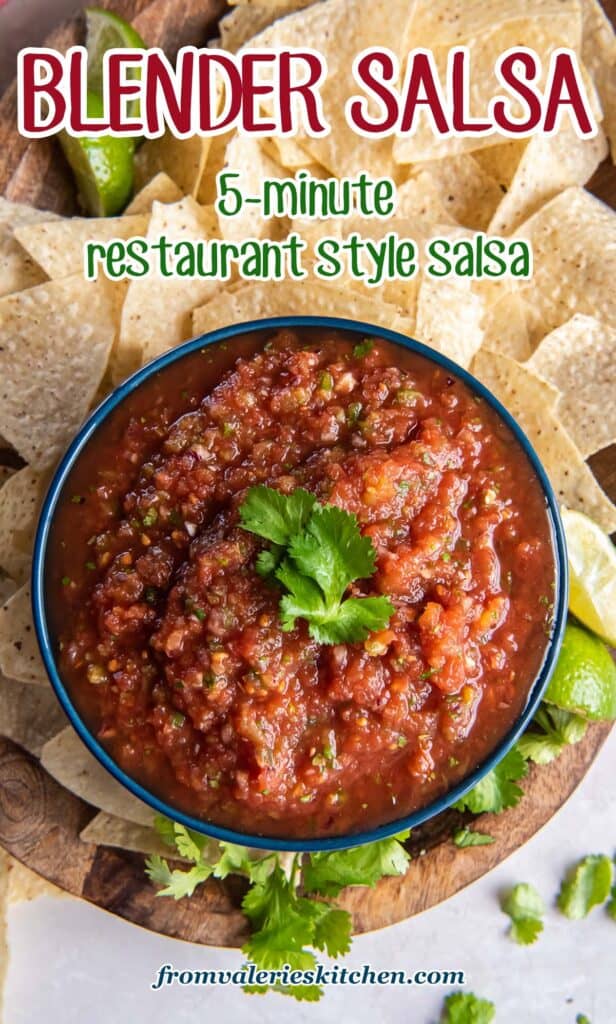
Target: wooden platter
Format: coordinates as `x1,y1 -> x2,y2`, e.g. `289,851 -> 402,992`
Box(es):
0,0 -> 615,946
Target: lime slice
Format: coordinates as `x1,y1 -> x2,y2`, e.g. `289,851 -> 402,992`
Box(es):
85,7 -> 145,97
545,622 -> 616,721
562,507 -> 616,646
59,92 -> 134,216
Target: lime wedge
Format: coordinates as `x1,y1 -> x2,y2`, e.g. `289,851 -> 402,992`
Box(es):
562,507 -> 616,646
85,7 -> 145,97
59,92 -> 134,216
545,622 -> 616,721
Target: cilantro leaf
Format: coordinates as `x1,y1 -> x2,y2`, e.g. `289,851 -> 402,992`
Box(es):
239,486 -> 316,546
153,814 -> 177,848
558,854 -> 614,919
441,991 -> 495,1024
516,706 -> 588,765
454,747 -> 528,814
277,557 -> 393,644
241,864 -> 345,1000
310,903 -> 352,958
288,505 -> 376,604
145,856 -> 212,899
303,833 -> 411,897
501,883 -> 545,945
453,828 -> 495,848
173,823 -> 209,861
212,841 -> 256,880
576,1015 -> 592,1024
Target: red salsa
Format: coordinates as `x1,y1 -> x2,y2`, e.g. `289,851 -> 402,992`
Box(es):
49,328 -> 556,838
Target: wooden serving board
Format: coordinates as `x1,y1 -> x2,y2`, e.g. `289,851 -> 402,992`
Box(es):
0,0 -> 615,946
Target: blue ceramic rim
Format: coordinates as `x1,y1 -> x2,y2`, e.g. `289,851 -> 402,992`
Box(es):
32,316 -> 568,852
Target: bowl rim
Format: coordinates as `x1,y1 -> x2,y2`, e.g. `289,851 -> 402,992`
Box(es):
32,315 -> 568,852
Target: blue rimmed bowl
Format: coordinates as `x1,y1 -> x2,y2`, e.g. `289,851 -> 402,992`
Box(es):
32,316 -> 568,851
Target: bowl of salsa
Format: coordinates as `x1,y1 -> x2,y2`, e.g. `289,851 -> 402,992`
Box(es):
32,317 -> 567,851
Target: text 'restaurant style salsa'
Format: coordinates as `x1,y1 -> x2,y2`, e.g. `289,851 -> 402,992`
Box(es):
49,328 -> 557,838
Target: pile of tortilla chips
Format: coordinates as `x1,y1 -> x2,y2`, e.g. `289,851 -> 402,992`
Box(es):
0,0 -> 615,874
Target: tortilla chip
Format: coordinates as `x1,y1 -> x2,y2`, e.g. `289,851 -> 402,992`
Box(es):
112,198 -> 220,381
0,199 -> 59,298
410,155 -> 504,231
40,727 -> 155,826
0,576 -> 16,606
409,0 -> 583,43
192,279 -> 415,338
79,812 -> 176,858
14,214 -> 149,280
472,349 -> 616,533
244,0 -> 415,177
134,133 -> 209,199
415,274 -> 485,368
218,135 -> 287,242
516,187 -> 616,345
480,294 -> 533,362
582,0 -> 616,162
0,675 -> 67,756
396,174 -> 459,226
394,5 -> 582,163
227,0 -> 314,6
196,129 -> 235,206
527,315 -> 616,458
0,584 -> 46,685
124,172 -> 184,214
0,276 -> 116,468
472,141 -> 526,191
218,4 -> 293,51
7,858 -> 63,903
488,125 -> 608,235
0,467 -> 46,584
261,136 -> 317,171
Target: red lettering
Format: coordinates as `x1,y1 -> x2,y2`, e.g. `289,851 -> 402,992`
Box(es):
492,49 -> 542,133
349,50 -> 399,134
543,50 -> 595,135
240,53 -> 276,132
19,50 -> 66,135
400,51 -> 449,135
107,52 -> 142,133
450,49 -> 491,132
145,50 -> 194,135
199,53 -> 243,132
278,50 -> 327,135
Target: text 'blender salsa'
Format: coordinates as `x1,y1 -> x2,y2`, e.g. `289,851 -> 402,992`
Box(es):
50,328 -> 556,838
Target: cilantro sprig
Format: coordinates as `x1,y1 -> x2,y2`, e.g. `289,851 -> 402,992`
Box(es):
239,485 -> 393,644
145,817 -> 410,1002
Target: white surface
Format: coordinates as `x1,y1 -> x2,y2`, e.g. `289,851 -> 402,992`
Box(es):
5,732 -> 616,1024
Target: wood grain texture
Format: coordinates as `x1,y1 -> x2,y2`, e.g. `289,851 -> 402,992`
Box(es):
0,0 -> 615,945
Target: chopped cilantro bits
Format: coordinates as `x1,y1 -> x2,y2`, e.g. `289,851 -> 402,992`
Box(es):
142,507 -> 158,527
440,992 -> 495,1024
453,828 -> 494,848
61,576 -> 71,586
501,883 -> 544,944
352,339 -> 374,358
557,854 -> 614,919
